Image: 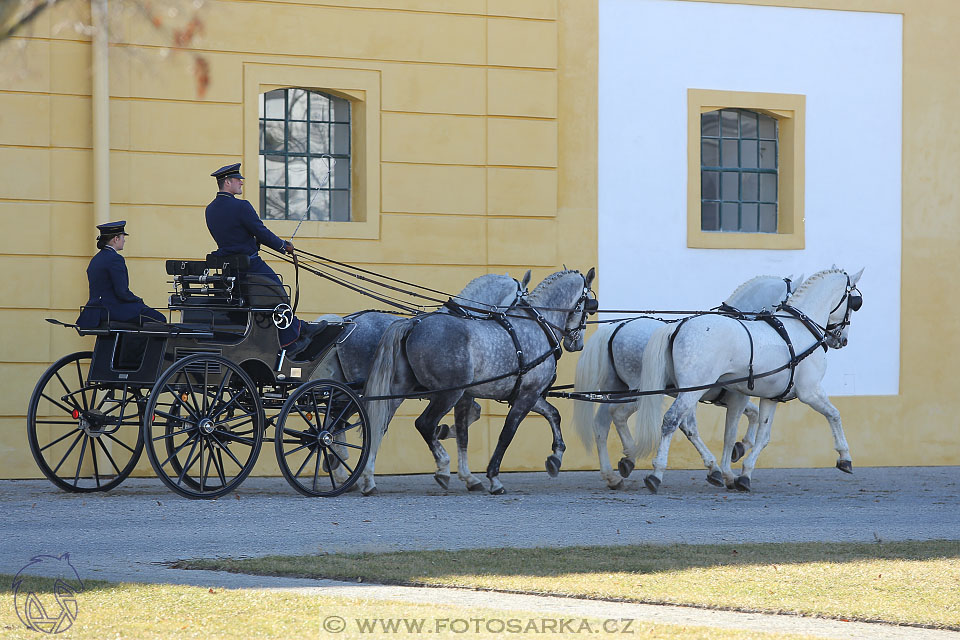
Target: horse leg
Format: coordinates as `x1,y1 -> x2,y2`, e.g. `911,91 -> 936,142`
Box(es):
796,384 -> 853,474
610,401 -> 638,482
717,392 -> 750,488
590,404 -> 622,489
732,401 -> 760,463
413,392 -> 461,490
644,393 -> 698,493
531,397 -> 564,478
358,398 -> 402,496
676,413 -> 724,488
735,398 -> 778,492
453,397 -> 484,491
486,394 -> 538,495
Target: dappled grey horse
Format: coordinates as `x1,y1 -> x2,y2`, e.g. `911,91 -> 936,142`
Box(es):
362,268 -> 596,495
312,271 -> 530,488
636,268 -> 864,492
574,274 -> 801,489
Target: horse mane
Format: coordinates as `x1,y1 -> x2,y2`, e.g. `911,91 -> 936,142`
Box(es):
457,273 -> 509,302
786,268 -> 845,304
527,269 -> 580,303
726,274 -> 782,300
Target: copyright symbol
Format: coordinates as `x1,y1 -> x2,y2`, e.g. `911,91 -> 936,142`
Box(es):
323,616 -> 346,633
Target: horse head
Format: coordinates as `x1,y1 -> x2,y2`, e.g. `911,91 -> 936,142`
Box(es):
561,267 -> 597,352
824,267 -> 864,348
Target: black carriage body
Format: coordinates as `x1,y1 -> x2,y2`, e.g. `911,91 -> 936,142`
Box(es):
84,254 -> 349,390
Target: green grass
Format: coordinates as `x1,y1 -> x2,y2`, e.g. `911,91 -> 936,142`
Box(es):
0,574 -> 816,640
176,540 -> 960,629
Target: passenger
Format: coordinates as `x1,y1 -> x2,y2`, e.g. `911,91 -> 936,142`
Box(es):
76,221 -> 166,328
205,163 -> 322,355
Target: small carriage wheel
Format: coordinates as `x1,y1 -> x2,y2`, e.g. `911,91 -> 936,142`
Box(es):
275,379 -> 370,497
27,351 -> 144,492
142,354 -> 264,499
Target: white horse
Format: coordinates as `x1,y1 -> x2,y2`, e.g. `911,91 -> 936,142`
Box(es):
574,274 -> 801,490
635,267 -> 864,492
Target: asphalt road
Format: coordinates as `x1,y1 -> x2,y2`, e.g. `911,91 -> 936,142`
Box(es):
2,466 -> 958,585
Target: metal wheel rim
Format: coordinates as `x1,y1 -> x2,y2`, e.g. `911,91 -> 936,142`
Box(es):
275,380 -> 369,497
143,354 -> 264,499
26,352 -> 144,492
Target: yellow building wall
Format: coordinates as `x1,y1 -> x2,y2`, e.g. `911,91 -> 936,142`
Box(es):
1,0 -> 958,483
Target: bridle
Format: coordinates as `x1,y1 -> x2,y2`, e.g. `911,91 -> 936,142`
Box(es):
824,274 -> 863,341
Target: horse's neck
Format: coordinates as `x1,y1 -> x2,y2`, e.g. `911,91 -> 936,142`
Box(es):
725,278 -> 786,312
786,275 -> 844,325
454,275 -> 516,308
527,275 -> 579,326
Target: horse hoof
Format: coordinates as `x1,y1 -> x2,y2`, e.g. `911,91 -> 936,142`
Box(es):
836,459 -> 854,474
545,455 -> 561,478
322,457 -> 341,473
436,424 -> 451,440
618,458 -> 635,478
643,475 -> 660,494
434,473 -> 450,490
361,486 -> 379,497
731,442 -> 745,463
466,480 -> 484,492
706,470 -> 724,487
734,476 -> 751,492
490,486 -> 506,495
607,479 -> 624,491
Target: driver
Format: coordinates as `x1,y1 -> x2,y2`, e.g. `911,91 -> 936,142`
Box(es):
76,221 -> 166,328
205,163 -> 322,355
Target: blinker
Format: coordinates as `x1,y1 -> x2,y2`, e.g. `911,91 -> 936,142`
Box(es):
849,294 -> 862,311
585,299 -> 599,314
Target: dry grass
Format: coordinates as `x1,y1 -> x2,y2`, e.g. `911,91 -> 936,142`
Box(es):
0,574 -> 815,640
177,540 -> 960,629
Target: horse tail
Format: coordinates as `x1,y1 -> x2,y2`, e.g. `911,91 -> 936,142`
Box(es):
363,318 -> 417,443
574,323 -> 619,452
631,323 -> 674,459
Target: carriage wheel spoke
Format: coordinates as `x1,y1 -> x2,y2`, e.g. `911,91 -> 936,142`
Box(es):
202,362 -> 210,414
103,432 -> 137,454
326,391 -> 353,431
210,385 -> 247,422
212,448 -> 228,486
282,441 -> 312,457
320,447 -> 337,490
209,433 -> 245,471
327,446 -> 355,476
330,440 -> 363,451
294,404 -> 317,429
52,432 -> 85,474
181,372 -> 204,420
152,425 -> 192,442
176,437 -> 200,486
159,434 -> 196,469
218,412 -> 257,425
75,360 -> 89,411
207,370 -> 234,417
39,429 -> 80,453
164,385 -> 199,421
42,390 -> 79,416
330,420 -> 363,438
73,436 -> 89,487
213,430 -> 256,446
312,444 -> 323,491
90,436 -> 102,488
199,438 -> 208,491
95,437 -> 123,476
294,446 -> 316,478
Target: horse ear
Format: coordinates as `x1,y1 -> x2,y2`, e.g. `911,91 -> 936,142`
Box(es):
585,267 -> 596,287
521,269 -> 532,289
850,267 -> 865,285
793,273 -> 805,290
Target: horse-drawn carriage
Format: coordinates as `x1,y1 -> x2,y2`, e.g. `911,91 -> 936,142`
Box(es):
27,253 -> 370,499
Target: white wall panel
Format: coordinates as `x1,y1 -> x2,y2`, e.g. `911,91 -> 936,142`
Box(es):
599,0 -> 902,395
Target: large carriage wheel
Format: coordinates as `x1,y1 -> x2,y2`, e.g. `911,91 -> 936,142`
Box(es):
275,379 -> 369,497
143,354 -> 264,499
27,351 -> 144,492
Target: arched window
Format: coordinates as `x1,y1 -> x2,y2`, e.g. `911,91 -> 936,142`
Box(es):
700,108 -> 778,233
259,88 -> 351,221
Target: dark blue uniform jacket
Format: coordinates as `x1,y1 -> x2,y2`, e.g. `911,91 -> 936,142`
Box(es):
76,247 -> 154,328
205,192 -> 286,257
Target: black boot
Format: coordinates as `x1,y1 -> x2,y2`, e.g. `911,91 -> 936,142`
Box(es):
283,320 -> 327,359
